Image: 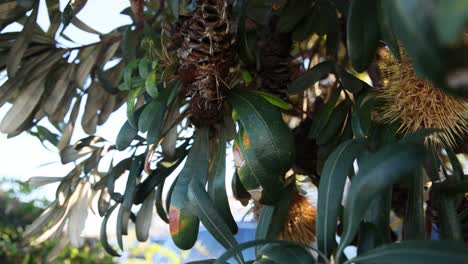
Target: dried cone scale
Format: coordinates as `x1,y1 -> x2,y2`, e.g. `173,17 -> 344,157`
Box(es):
175,0 -> 235,127
376,49 -> 468,148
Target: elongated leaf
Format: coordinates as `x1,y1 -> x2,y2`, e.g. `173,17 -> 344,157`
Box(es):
228,90 -> 294,203
288,60 -> 334,95
207,127 -> 237,234
0,77 -> 45,134
215,240 -> 320,264
116,121 -> 138,151
377,0 -> 400,59
155,182 -> 168,223
316,139 -> 366,257
253,91 -> 292,110
62,0 -> 87,28
69,181 -> 90,247
336,142 -> 427,261
27,176 -> 63,188
347,0 -> 380,72
434,1 -> 468,45
316,100 -> 349,145
135,189 -> 156,242
169,128 -> 209,249
259,244 -> 315,264
188,180 -> 240,258
100,203 -> 120,256
346,240 -> 468,264
117,155 -> 143,249
7,1 -> 38,78
309,87 -> 341,138
134,141 -> 189,204
403,167 -> 425,240
255,205 -> 274,253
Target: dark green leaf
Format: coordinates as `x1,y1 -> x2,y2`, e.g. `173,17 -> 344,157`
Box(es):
309,87 -> 341,138
377,0 -> 400,59
169,128 -> 209,249
188,180 -> 241,262
116,121 -> 138,151
259,244 -> 315,264
278,0 -> 311,33
100,203 -> 120,257
316,139 -> 366,257
316,100 -> 349,145
336,142 -> 427,261
288,60 -> 335,95
402,167 -> 425,240
346,240 -> 468,264
207,127 -> 237,234
434,1 -> 468,45
347,0 -> 380,72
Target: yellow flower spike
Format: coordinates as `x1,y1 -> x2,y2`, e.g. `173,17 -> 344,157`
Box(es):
376,49 -> 468,148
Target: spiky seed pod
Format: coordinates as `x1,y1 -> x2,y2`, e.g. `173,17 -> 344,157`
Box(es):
376,50 -> 468,148
175,0 -> 235,127
253,190 -> 316,245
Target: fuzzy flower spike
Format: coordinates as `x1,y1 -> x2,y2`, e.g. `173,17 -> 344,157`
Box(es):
377,49 -> 468,148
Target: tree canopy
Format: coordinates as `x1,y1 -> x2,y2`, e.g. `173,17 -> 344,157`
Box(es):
1,0 -> 468,263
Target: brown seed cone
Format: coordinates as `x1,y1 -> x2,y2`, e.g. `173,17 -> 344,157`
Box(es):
253,190 -> 317,245
175,0 -> 235,127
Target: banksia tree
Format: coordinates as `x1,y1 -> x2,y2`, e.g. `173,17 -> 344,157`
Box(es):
1,0 -> 468,263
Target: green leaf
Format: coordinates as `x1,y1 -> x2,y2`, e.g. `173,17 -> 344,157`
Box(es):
145,69 -> 158,98
253,91 -> 292,110
169,128 -> 209,250
434,1 -> 468,45
188,180 -> 242,263
117,155 -> 143,249
288,60 -> 334,95
402,167 -> 425,240
309,87 -> 341,138
7,1 -> 38,78
135,190 -> 155,242
338,68 -> 372,94
336,141 -> 427,261
138,88 -> 172,143
384,1 -> 445,91
207,127 -> 238,234
155,182 -> 168,223
255,205 -> 274,255
346,240 -> 468,264
214,240 -> 321,264
138,58 -> 149,78
316,100 -> 349,145
100,203 -> 120,257
259,244 -> 315,264
347,0 -> 380,72
278,0 -> 311,33
377,0 -> 400,60
134,140 -> 189,204
116,121 -> 138,151
316,139 -> 366,257
229,90 -> 294,204
126,85 -> 145,128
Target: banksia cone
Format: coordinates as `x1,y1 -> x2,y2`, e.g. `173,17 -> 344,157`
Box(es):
175,0 -> 235,127
253,189 -> 316,245
377,50 -> 468,148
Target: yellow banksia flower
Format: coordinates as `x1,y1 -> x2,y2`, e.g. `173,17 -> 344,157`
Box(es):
376,49 -> 468,148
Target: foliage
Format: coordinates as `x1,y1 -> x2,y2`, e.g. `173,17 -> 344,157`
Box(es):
0,179 -> 114,263
0,0 -> 468,263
